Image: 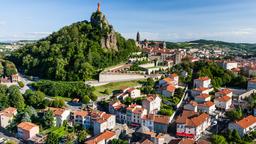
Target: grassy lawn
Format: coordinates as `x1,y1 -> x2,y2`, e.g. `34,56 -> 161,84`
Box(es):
41,126 -> 68,137
93,80 -> 143,97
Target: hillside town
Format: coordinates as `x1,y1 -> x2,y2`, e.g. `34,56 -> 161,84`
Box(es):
1,1 -> 256,144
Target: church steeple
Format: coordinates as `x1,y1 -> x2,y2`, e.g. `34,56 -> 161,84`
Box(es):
97,2 -> 101,12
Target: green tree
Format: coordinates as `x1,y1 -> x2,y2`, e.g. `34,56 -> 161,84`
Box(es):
46,132 -> 59,144
77,130 -> 88,143
81,95 -> 90,104
211,135 -> 227,144
232,129 -> 241,142
8,85 -> 25,110
42,110 -> 54,129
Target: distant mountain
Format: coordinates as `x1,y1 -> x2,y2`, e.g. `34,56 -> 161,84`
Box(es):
10,7 -> 138,81
166,39 -> 256,53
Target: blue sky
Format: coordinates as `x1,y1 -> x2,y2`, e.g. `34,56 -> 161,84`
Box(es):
1,0 -> 256,43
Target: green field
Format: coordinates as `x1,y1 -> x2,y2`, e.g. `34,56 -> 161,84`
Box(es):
93,80 -> 143,97
41,126 -> 68,137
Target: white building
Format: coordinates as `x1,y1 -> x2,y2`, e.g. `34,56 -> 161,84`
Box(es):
221,62 -> 238,70
214,96 -> 232,110
84,131 -> 116,144
193,77 -> 211,88
0,107 -> 17,128
215,88 -> 232,98
48,107 -> 70,127
169,73 -> 179,86
142,95 -> 162,114
162,85 -> 176,97
176,110 -> 211,139
198,101 -> 216,115
184,101 -> 198,112
195,94 -> 211,103
116,87 -> 141,100
191,87 -> 213,98
93,113 -> 116,136
126,104 -> 147,126
228,115 -> 256,137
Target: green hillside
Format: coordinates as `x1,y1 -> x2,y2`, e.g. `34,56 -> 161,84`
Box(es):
10,11 -> 138,81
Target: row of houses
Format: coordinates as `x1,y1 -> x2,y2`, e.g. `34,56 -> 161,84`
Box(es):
109,95 -> 170,134
0,106 -> 116,141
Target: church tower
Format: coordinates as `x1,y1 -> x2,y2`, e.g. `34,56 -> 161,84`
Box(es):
97,2 -> 101,12
136,32 -> 140,42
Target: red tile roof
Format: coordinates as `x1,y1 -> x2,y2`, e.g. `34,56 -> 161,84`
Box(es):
73,110 -> 88,117
142,114 -> 170,125
176,111 -> 209,127
198,101 -> 215,108
18,122 -> 39,131
215,95 -> 231,102
0,107 -> 17,117
196,94 -> 210,99
196,77 -> 210,81
166,85 -> 176,92
235,115 -> 256,129
217,89 -> 232,95
84,131 -> 116,144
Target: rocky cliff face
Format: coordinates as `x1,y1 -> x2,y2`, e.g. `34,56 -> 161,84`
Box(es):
91,12 -> 118,51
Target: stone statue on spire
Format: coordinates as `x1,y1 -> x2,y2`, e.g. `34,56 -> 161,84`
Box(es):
97,2 -> 101,12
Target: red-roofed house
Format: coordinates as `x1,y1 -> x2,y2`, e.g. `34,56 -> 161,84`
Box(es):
198,101 -> 216,115
141,114 -> 171,133
17,122 -> 39,140
228,115 -> 256,137
0,107 -> 17,128
142,95 -> 162,114
162,84 -> 176,97
193,77 -> 211,88
214,96 -> 232,110
84,130 -> 116,144
195,94 -> 211,103
126,104 -> 147,126
176,110 -> 211,139
48,107 -> 70,127
184,101 -> 198,112
191,87 -> 213,97
215,88 -> 232,98
116,87 -> 141,100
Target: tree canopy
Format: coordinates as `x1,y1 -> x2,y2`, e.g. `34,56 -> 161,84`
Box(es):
10,16 -> 138,81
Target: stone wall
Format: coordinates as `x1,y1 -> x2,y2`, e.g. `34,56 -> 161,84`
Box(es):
99,73 -> 147,82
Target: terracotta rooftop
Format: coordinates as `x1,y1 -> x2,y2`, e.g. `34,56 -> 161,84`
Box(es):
142,114 -> 170,125
235,115 -> 256,129
48,107 -> 68,117
18,122 -> 39,131
166,85 -> 176,92
198,101 -> 215,108
163,77 -> 174,84
217,88 -> 232,95
176,110 -> 209,127
215,95 -> 231,102
189,101 -> 198,107
196,77 -> 210,81
145,94 -> 160,102
0,107 -> 17,117
73,110 -> 88,117
249,79 -> 256,83
170,73 -> 178,78
84,131 -> 116,144
169,138 -> 195,144
196,94 -> 210,99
